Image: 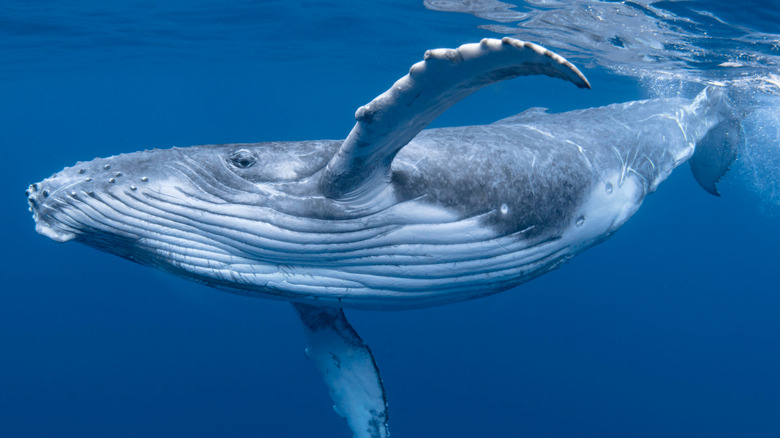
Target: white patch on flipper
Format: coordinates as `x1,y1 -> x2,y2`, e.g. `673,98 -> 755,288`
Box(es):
293,304 -> 389,438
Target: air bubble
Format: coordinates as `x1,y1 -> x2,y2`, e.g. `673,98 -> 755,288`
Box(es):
576,216 -> 585,226
500,203 -> 509,214
605,182 -> 613,194
109,178 -> 115,183
734,99 -> 780,215
104,164 -> 111,170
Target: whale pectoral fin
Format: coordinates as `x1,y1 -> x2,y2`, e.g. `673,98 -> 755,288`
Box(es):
320,37 -> 591,200
293,303 -> 389,438
690,118 -> 741,196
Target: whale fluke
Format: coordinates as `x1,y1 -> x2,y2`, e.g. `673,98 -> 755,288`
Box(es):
293,304 -> 389,438
320,37 -> 590,201
690,117 -> 741,196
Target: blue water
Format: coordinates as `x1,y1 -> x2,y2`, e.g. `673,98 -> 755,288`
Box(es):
2,1 -> 779,437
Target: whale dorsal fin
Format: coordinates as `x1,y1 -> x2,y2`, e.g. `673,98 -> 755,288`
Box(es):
320,37 -> 590,200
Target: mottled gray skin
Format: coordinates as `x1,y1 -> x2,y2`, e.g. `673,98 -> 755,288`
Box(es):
397,98 -> 699,236
28,93 -> 728,309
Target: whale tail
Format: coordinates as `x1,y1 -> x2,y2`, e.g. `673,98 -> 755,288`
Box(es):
689,87 -> 743,196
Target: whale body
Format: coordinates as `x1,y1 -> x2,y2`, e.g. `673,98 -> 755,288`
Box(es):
27,38 -> 737,437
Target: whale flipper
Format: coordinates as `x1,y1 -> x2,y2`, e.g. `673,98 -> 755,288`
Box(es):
293,303 -> 389,438
320,37 -> 591,200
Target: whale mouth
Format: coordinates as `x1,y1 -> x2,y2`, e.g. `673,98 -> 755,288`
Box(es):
34,220 -> 77,242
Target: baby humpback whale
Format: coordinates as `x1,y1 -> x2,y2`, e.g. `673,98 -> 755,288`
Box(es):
28,38 -> 738,437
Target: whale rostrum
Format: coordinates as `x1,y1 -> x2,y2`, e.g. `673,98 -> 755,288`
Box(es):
28,38 -> 738,438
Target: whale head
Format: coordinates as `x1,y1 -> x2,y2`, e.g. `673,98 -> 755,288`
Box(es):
26,142 -> 339,264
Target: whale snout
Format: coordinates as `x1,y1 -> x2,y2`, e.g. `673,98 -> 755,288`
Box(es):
27,150 -> 179,248
27,176 -> 80,243
26,181 -> 45,212
27,154 -> 139,243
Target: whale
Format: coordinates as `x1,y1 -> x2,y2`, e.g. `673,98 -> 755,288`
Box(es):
27,38 -> 738,437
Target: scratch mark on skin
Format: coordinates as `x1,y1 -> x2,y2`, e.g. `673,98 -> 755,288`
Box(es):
411,156 -> 426,171
645,155 -> 656,170
524,125 -> 555,138
628,167 -> 648,187
608,116 -> 632,132
611,145 -> 627,187
568,140 -> 593,169
660,113 -> 689,144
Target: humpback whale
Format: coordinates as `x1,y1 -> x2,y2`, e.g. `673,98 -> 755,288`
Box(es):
27,38 -> 738,437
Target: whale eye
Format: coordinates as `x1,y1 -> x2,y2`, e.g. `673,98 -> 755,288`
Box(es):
228,149 -> 256,169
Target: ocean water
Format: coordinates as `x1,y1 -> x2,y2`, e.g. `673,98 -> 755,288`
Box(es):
2,1 -> 779,437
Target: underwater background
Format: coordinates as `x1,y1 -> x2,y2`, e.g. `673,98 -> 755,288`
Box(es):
2,1 -> 779,436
